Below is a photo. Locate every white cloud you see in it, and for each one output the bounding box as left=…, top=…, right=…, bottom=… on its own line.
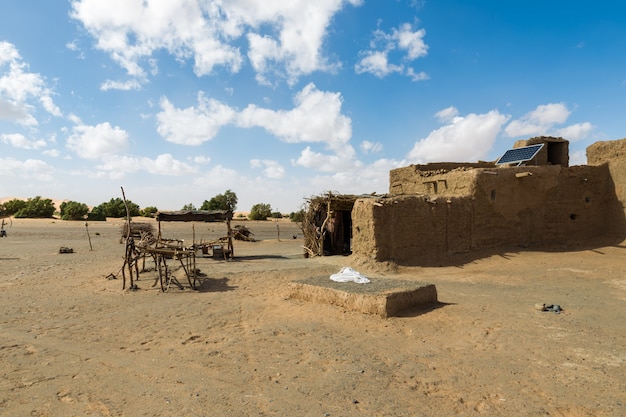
left=309, top=157, right=404, bottom=195
left=407, top=107, right=510, bottom=163
left=192, top=164, right=245, bottom=190
left=355, top=50, right=403, bottom=78
left=0, top=133, right=46, bottom=150
left=43, top=149, right=61, bottom=158
left=294, top=145, right=361, bottom=172
left=192, top=155, right=211, bottom=164
left=406, top=68, right=429, bottom=81
left=505, top=103, right=570, bottom=137
left=238, top=83, right=351, bottom=152
left=100, top=79, right=141, bottom=91
left=157, top=83, right=358, bottom=171
left=0, top=158, right=55, bottom=181
left=569, top=149, right=587, bottom=166
left=66, top=122, right=130, bottom=159
left=250, top=159, right=285, bottom=179
left=156, top=92, right=237, bottom=145
left=96, top=153, right=197, bottom=177
left=505, top=103, right=594, bottom=141
left=0, top=41, right=62, bottom=125
left=355, top=22, right=428, bottom=80
left=70, top=0, right=361, bottom=86
left=394, top=23, right=428, bottom=60
left=360, top=140, right=383, bottom=154
left=554, top=122, right=594, bottom=142
left=435, top=106, right=459, bottom=123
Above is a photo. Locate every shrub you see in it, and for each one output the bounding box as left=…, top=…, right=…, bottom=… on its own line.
left=141, top=206, right=158, bottom=217
left=93, top=198, right=140, bottom=218
left=1, top=198, right=27, bottom=216
left=60, top=201, right=89, bottom=220
left=14, top=196, right=56, bottom=218
left=290, top=210, right=305, bottom=223
left=200, top=189, right=238, bottom=212
left=249, top=203, right=272, bottom=220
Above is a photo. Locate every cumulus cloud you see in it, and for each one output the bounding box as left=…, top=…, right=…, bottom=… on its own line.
left=294, top=145, right=361, bottom=172
left=0, top=41, right=62, bottom=125
left=70, top=0, right=361, bottom=87
left=505, top=103, right=594, bottom=141
left=360, top=140, right=383, bottom=154
left=0, top=157, right=55, bottom=181
left=309, top=157, right=405, bottom=195
left=0, top=133, right=47, bottom=150
left=355, top=22, right=428, bottom=80
left=100, top=79, right=141, bottom=91
left=238, top=83, right=351, bottom=152
left=250, top=159, right=285, bottom=179
left=157, top=83, right=358, bottom=171
left=96, top=153, right=197, bottom=177
left=66, top=122, right=130, bottom=159
left=569, top=149, right=587, bottom=166
left=157, top=92, right=237, bottom=145
left=554, top=122, right=594, bottom=142
left=407, top=107, right=510, bottom=163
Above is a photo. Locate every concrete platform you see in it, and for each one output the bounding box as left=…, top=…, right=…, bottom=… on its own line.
left=288, top=276, right=438, bottom=318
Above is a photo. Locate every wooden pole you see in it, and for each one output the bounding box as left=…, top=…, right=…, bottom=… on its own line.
left=84, top=221, right=93, bottom=251
left=121, top=186, right=134, bottom=290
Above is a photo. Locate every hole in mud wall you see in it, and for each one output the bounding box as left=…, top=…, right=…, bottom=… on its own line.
left=570, top=213, right=577, bottom=220
left=584, top=196, right=591, bottom=203
left=490, top=190, right=496, bottom=201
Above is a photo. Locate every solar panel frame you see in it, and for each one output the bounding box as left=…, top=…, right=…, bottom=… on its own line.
left=496, top=144, right=544, bottom=165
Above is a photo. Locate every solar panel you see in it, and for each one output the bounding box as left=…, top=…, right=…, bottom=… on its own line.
left=496, top=144, right=544, bottom=165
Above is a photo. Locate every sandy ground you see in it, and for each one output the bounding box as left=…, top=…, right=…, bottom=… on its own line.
left=0, top=217, right=625, bottom=417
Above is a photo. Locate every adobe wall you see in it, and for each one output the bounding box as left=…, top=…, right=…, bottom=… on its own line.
left=352, top=164, right=617, bottom=265
left=390, top=165, right=489, bottom=196
left=513, top=136, right=569, bottom=167
left=587, top=138, right=626, bottom=223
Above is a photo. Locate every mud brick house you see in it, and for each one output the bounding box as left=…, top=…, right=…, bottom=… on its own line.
left=347, top=136, right=626, bottom=265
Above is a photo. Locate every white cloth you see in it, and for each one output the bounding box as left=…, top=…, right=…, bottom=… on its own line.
left=330, top=267, right=370, bottom=284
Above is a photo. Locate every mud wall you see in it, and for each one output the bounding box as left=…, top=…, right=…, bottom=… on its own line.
left=513, top=136, right=569, bottom=167
left=353, top=164, right=617, bottom=265
left=390, top=165, right=486, bottom=196
left=587, top=138, right=626, bottom=231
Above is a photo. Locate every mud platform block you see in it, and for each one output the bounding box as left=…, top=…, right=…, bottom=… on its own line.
left=288, top=276, right=437, bottom=318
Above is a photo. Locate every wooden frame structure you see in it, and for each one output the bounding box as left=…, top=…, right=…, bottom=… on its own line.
left=122, top=209, right=233, bottom=291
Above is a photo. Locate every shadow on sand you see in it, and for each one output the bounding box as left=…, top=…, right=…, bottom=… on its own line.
left=395, top=301, right=456, bottom=318
left=194, top=276, right=238, bottom=293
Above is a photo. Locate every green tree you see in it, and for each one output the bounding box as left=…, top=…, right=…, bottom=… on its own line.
left=200, top=189, right=238, bottom=212
left=290, top=209, right=305, bottom=223
left=93, top=198, right=140, bottom=218
left=60, top=201, right=89, bottom=220
left=87, top=205, right=107, bottom=221
left=249, top=203, right=272, bottom=220
left=141, top=206, right=158, bottom=217
left=182, top=203, right=196, bottom=211
left=1, top=198, right=27, bottom=216
left=14, top=196, right=56, bottom=218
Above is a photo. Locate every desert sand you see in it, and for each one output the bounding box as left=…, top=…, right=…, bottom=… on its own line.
left=0, top=217, right=624, bottom=416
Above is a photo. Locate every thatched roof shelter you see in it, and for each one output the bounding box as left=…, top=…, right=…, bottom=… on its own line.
left=303, top=192, right=381, bottom=257
left=156, top=209, right=232, bottom=222
left=155, top=209, right=234, bottom=257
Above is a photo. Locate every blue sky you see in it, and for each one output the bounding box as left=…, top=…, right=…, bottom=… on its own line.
left=1, top=0, right=626, bottom=213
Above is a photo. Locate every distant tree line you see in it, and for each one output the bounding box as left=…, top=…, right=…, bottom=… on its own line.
left=0, top=189, right=301, bottom=222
